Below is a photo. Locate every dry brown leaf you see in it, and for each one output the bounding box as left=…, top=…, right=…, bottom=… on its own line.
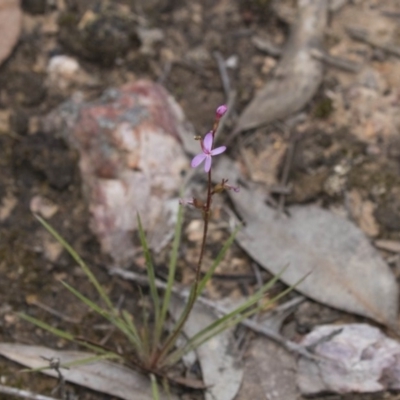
left=0, top=0, right=22, bottom=66
left=0, top=344, right=175, bottom=400
left=214, top=157, right=398, bottom=326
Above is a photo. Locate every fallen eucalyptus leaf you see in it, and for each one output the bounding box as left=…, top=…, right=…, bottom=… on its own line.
left=0, top=343, right=175, bottom=400
left=297, top=323, right=400, bottom=395
left=169, top=296, right=243, bottom=400
left=0, top=0, right=22, bottom=66
left=234, top=0, right=327, bottom=134
left=214, top=157, right=398, bottom=326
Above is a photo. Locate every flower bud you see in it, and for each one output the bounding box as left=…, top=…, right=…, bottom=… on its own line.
left=216, top=104, right=228, bottom=119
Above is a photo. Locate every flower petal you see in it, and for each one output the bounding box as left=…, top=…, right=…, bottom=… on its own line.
left=191, top=153, right=206, bottom=168
left=210, top=146, right=226, bottom=156
left=203, top=132, right=213, bottom=152
left=204, top=155, right=212, bottom=172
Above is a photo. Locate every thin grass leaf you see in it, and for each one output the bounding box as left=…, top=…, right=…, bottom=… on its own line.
left=22, top=353, right=120, bottom=373
left=163, top=266, right=294, bottom=366
left=60, top=281, right=140, bottom=349
left=158, top=205, right=184, bottom=344
left=137, top=214, right=161, bottom=346
left=162, top=378, right=172, bottom=400
left=121, top=310, right=141, bottom=345
left=18, top=313, right=107, bottom=354
left=34, top=215, right=113, bottom=310
left=137, top=285, right=151, bottom=358
left=168, top=273, right=309, bottom=365
left=160, top=226, right=241, bottom=361
left=189, top=264, right=288, bottom=341
left=197, top=225, right=240, bottom=296
left=183, top=283, right=299, bottom=354
left=19, top=313, right=74, bottom=341
left=150, top=374, right=160, bottom=400
left=160, top=259, right=270, bottom=366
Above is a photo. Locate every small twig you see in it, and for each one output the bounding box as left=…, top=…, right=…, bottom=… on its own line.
left=213, top=51, right=231, bottom=100
left=310, top=48, right=361, bottom=73
left=213, top=50, right=238, bottom=143
left=251, top=36, right=282, bottom=57
left=0, top=384, right=58, bottom=400
left=109, top=268, right=318, bottom=360
left=381, top=9, right=400, bottom=19
left=40, top=356, right=68, bottom=399
left=28, top=299, right=80, bottom=324
left=251, top=262, right=263, bottom=289
left=278, top=128, right=296, bottom=214
left=269, top=184, right=292, bottom=195
left=346, top=25, right=400, bottom=58
left=157, top=61, right=173, bottom=85
left=305, top=328, right=343, bottom=353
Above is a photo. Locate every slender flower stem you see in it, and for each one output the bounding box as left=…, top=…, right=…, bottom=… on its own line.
left=150, top=170, right=213, bottom=369
left=150, top=106, right=227, bottom=369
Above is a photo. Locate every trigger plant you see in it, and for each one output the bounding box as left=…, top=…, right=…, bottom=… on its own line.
left=20, top=104, right=300, bottom=393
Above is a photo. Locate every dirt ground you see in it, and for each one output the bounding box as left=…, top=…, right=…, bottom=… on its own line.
left=2, top=0, right=400, bottom=399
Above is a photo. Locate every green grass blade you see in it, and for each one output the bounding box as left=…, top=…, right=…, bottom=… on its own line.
left=121, top=310, right=141, bottom=344
left=197, top=225, right=240, bottom=296
left=138, top=286, right=151, bottom=358
left=167, top=272, right=309, bottom=365
left=19, top=313, right=107, bottom=354
left=187, top=267, right=290, bottom=345
left=189, top=264, right=288, bottom=342
left=22, top=353, right=121, bottom=373
left=163, top=266, right=292, bottom=366
left=19, top=313, right=74, bottom=341
left=183, top=283, right=299, bottom=354
left=158, top=204, right=184, bottom=342
left=61, top=281, right=141, bottom=349
left=150, top=374, right=160, bottom=400
left=156, top=225, right=240, bottom=361
left=137, top=214, right=161, bottom=347
left=34, top=215, right=113, bottom=310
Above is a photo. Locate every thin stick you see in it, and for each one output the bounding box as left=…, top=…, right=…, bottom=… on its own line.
left=278, top=128, right=296, bottom=214
left=28, top=299, right=80, bottom=324
left=157, top=61, right=173, bottom=85
left=346, top=26, right=400, bottom=58
left=310, top=48, right=360, bottom=73
left=213, top=51, right=231, bottom=100
left=381, top=9, right=400, bottom=19
left=0, top=385, right=58, bottom=400
left=251, top=36, right=282, bottom=57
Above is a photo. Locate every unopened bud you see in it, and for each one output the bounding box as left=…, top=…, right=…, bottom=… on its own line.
left=216, top=104, right=228, bottom=119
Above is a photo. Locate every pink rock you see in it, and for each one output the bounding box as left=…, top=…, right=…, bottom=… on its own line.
left=297, top=323, right=400, bottom=395
left=45, top=80, right=193, bottom=266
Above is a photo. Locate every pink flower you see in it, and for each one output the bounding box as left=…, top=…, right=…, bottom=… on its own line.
left=216, top=104, right=228, bottom=119
left=191, top=132, right=226, bottom=173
